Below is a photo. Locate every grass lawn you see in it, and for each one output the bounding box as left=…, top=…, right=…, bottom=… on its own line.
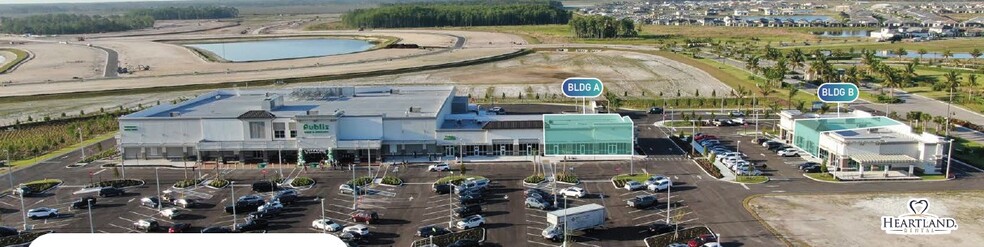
left=952, top=136, right=984, bottom=170
left=8, top=131, right=118, bottom=168
left=0, top=48, right=29, bottom=74
left=612, top=173, right=651, bottom=183
left=663, top=120, right=696, bottom=127
left=682, top=54, right=816, bottom=104
left=918, top=174, right=947, bottom=180
left=735, top=175, right=768, bottom=184
left=24, top=178, right=62, bottom=186
left=805, top=172, right=838, bottom=182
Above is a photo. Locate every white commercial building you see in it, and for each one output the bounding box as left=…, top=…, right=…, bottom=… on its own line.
left=118, top=86, right=546, bottom=166
left=778, top=110, right=946, bottom=176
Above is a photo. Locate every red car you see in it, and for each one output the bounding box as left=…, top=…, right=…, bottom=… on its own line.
left=168, top=223, right=191, bottom=233
left=687, top=234, right=718, bottom=247
left=351, top=211, right=379, bottom=224
left=694, top=135, right=717, bottom=141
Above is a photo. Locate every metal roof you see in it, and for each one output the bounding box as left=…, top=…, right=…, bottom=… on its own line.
left=237, top=110, right=276, bottom=119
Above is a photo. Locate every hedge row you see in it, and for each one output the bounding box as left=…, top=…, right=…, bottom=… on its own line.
left=555, top=173, right=579, bottom=184
left=208, top=179, right=229, bottom=188
left=291, top=177, right=315, bottom=187
left=22, top=179, right=62, bottom=192
left=380, top=175, right=402, bottom=186
left=524, top=174, right=545, bottom=184
left=410, top=228, right=484, bottom=247
left=695, top=159, right=724, bottom=179
left=80, top=149, right=118, bottom=163
left=84, top=179, right=143, bottom=188
left=173, top=179, right=202, bottom=188
left=348, top=176, right=374, bottom=187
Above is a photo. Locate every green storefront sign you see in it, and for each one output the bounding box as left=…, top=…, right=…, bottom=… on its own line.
left=123, top=125, right=138, bottom=131
left=302, top=123, right=331, bottom=135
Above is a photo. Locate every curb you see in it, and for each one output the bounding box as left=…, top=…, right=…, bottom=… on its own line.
left=742, top=194, right=794, bottom=247
left=801, top=173, right=952, bottom=183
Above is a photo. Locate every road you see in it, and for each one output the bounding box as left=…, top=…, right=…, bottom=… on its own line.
left=89, top=45, right=119, bottom=78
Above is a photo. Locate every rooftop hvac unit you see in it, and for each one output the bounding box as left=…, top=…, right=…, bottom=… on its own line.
left=409, top=106, right=422, bottom=113
left=170, top=112, right=180, bottom=117
left=307, top=110, right=319, bottom=116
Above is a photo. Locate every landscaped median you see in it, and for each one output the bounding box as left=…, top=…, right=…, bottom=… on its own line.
left=172, top=179, right=203, bottom=189
left=554, top=173, right=580, bottom=184
left=804, top=173, right=838, bottom=182
left=290, top=176, right=316, bottom=188
left=205, top=178, right=229, bottom=189
left=379, top=175, right=403, bottom=186
left=348, top=176, right=375, bottom=187
left=410, top=227, right=485, bottom=247
left=0, top=230, right=50, bottom=247
left=19, top=179, right=63, bottom=193
left=434, top=175, right=487, bottom=186
left=611, top=173, right=650, bottom=188
left=735, top=175, right=769, bottom=184
left=523, top=174, right=545, bottom=185
left=643, top=226, right=714, bottom=247
left=84, top=179, right=144, bottom=189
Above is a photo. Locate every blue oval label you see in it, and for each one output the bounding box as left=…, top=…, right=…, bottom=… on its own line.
left=562, top=78, right=604, bottom=98
left=817, top=83, right=859, bottom=103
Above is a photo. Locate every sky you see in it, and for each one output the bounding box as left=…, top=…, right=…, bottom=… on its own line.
left=0, top=0, right=185, bottom=4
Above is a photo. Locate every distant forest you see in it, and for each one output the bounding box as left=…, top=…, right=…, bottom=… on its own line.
left=341, top=1, right=571, bottom=28
left=0, top=6, right=239, bottom=35
left=569, top=15, right=638, bottom=39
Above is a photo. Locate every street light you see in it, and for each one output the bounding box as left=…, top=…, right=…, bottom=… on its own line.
left=737, top=140, right=741, bottom=153
left=87, top=199, right=94, bottom=233
left=350, top=164, right=357, bottom=210
left=230, top=181, right=237, bottom=229
left=448, top=171, right=454, bottom=229
left=155, top=167, right=162, bottom=212
left=320, top=198, right=327, bottom=234
left=78, top=127, right=85, bottom=162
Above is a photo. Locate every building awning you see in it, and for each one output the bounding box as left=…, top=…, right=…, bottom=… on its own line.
left=336, top=140, right=381, bottom=150
left=238, top=110, right=276, bottom=119
left=196, top=140, right=297, bottom=151
left=850, top=154, right=920, bottom=165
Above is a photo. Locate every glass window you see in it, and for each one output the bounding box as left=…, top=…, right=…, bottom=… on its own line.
left=273, top=122, right=286, bottom=139
left=288, top=122, right=297, bottom=138
left=249, top=122, right=266, bottom=139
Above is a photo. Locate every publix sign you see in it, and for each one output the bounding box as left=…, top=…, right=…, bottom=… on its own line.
left=302, top=123, right=331, bottom=135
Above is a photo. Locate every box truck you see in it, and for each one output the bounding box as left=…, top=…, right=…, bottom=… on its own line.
left=541, top=203, right=606, bottom=241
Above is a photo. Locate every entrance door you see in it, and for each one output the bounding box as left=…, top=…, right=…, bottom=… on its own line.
left=445, top=146, right=455, bottom=157
left=473, top=146, right=480, bottom=156
left=499, top=145, right=507, bottom=156
left=578, top=145, right=586, bottom=155
left=607, top=144, right=617, bottom=154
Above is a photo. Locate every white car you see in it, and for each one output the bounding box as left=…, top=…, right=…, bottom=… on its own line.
left=27, top=207, right=58, bottom=219
left=623, top=181, right=644, bottom=191
left=258, top=201, right=283, bottom=212
left=717, top=152, right=741, bottom=162
left=644, top=175, right=670, bottom=186
left=428, top=163, right=450, bottom=172
left=558, top=187, right=586, bottom=198
left=312, top=219, right=342, bottom=231
left=731, top=118, right=745, bottom=125
left=777, top=148, right=799, bottom=157
left=729, top=110, right=745, bottom=117
left=736, top=168, right=763, bottom=176
left=455, top=214, right=486, bottom=229
left=343, top=224, right=370, bottom=236
left=159, top=208, right=182, bottom=219
left=733, top=162, right=751, bottom=172
left=722, top=157, right=743, bottom=167
left=647, top=180, right=672, bottom=191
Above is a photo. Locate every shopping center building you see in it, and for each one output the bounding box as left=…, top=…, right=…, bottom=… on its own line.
left=117, top=86, right=634, bottom=166
left=777, top=110, right=946, bottom=175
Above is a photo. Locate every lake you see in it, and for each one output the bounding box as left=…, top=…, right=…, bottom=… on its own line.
left=185, top=38, right=375, bottom=62
left=876, top=50, right=975, bottom=59
left=812, top=30, right=873, bottom=37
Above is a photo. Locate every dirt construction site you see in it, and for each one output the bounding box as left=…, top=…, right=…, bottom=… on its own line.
left=747, top=191, right=984, bottom=247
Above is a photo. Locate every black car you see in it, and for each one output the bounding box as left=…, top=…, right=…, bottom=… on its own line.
left=447, top=239, right=482, bottom=247
left=248, top=211, right=277, bottom=220
left=0, top=226, right=18, bottom=237
left=235, top=219, right=269, bottom=232
left=201, top=226, right=232, bottom=233
left=225, top=201, right=263, bottom=214
left=15, top=186, right=40, bottom=197
left=458, top=194, right=483, bottom=205
left=416, top=225, right=451, bottom=237
left=648, top=223, right=678, bottom=234
left=648, top=107, right=664, bottom=114
left=252, top=181, right=277, bottom=193
left=99, top=187, right=125, bottom=197
left=766, top=143, right=787, bottom=151
left=455, top=204, right=482, bottom=217
left=433, top=184, right=452, bottom=194
left=799, top=162, right=822, bottom=173
left=627, top=195, right=658, bottom=209
left=71, top=197, right=97, bottom=209
left=272, top=190, right=298, bottom=205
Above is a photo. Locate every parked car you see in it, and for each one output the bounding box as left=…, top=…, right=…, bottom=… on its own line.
left=623, top=181, right=644, bottom=191
left=0, top=226, right=17, bottom=237
left=98, top=187, right=125, bottom=197
left=27, top=207, right=58, bottom=219
left=251, top=181, right=276, bottom=193
left=799, top=162, right=821, bottom=172
left=729, top=111, right=745, bottom=117
left=627, top=195, right=658, bottom=209
left=71, top=197, right=97, bottom=209
left=648, top=180, right=673, bottom=191
left=644, top=175, right=670, bottom=186
left=339, top=184, right=362, bottom=195
left=717, top=153, right=742, bottom=162
left=456, top=214, right=486, bottom=229
left=140, top=197, right=162, bottom=208
left=731, top=161, right=751, bottom=171
left=712, top=119, right=732, bottom=127
left=722, top=157, right=744, bottom=167
left=416, top=225, right=451, bottom=237
left=648, top=107, right=664, bottom=114
left=133, top=219, right=159, bottom=232
left=558, top=186, right=586, bottom=198
left=312, top=218, right=342, bottom=231
left=693, top=134, right=717, bottom=142
left=454, top=178, right=490, bottom=194
left=751, top=137, right=769, bottom=144
left=258, top=201, right=284, bottom=214
left=343, top=224, right=370, bottom=236
left=273, top=189, right=299, bottom=205
left=489, top=107, right=505, bottom=114
left=761, top=140, right=781, bottom=147
left=459, top=193, right=483, bottom=205
left=351, top=211, right=379, bottom=224
left=731, top=118, right=745, bottom=125
left=225, top=199, right=263, bottom=214
left=455, top=204, right=482, bottom=217
left=698, top=139, right=721, bottom=146
left=767, top=144, right=789, bottom=152
left=648, top=223, right=678, bottom=234
left=200, top=226, right=232, bottom=233
left=447, top=239, right=482, bottom=247
left=428, top=163, right=451, bottom=172
left=688, top=234, right=719, bottom=247
left=736, top=168, right=763, bottom=176
left=235, top=219, right=268, bottom=232
left=433, top=183, right=452, bottom=194
left=160, top=208, right=183, bottom=219
left=248, top=211, right=277, bottom=220
left=168, top=223, right=191, bottom=233
left=174, top=198, right=197, bottom=208
left=777, top=148, right=799, bottom=157
left=237, top=195, right=265, bottom=205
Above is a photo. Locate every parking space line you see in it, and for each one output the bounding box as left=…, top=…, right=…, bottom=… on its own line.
left=422, top=210, right=446, bottom=216
left=108, top=223, right=139, bottom=233
left=740, top=183, right=750, bottom=190
left=420, top=215, right=449, bottom=223
left=527, top=239, right=556, bottom=247
left=676, top=218, right=700, bottom=224
left=117, top=216, right=135, bottom=223
left=330, top=204, right=353, bottom=210
left=525, top=220, right=548, bottom=226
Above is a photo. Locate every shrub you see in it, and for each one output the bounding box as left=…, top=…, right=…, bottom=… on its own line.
left=22, top=179, right=62, bottom=192
left=695, top=159, right=723, bottom=178
left=524, top=174, right=545, bottom=184
left=348, top=176, right=373, bottom=186
left=291, top=177, right=315, bottom=187
left=644, top=226, right=712, bottom=247
left=555, top=173, right=579, bottom=184
left=381, top=175, right=403, bottom=185
left=208, top=179, right=229, bottom=188
left=434, top=175, right=486, bottom=186
left=85, top=179, right=143, bottom=188
left=0, top=231, right=51, bottom=246
left=81, top=149, right=118, bottom=163
left=173, top=179, right=202, bottom=188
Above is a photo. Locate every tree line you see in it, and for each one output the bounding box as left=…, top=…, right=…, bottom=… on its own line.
left=0, top=6, right=238, bottom=35
left=569, top=15, right=638, bottom=39
left=127, top=6, right=238, bottom=20
left=341, top=1, right=570, bottom=28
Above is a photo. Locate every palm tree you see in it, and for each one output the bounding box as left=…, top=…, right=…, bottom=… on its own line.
left=757, top=82, right=774, bottom=97
left=788, top=48, right=804, bottom=72
left=942, top=50, right=953, bottom=64
left=846, top=66, right=863, bottom=87
left=786, top=84, right=799, bottom=109
left=971, top=48, right=982, bottom=64
left=903, top=63, right=917, bottom=87
left=745, top=56, right=760, bottom=74
left=895, top=47, right=908, bottom=60
left=967, top=74, right=979, bottom=100
left=944, top=71, right=962, bottom=104
left=918, top=48, right=928, bottom=59
left=933, top=115, right=946, bottom=133
left=882, top=68, right=903, bottom=98
left=861, top=50, right=880, bottom=74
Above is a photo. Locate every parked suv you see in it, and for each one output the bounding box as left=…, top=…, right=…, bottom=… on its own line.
left=455, top=204, right=482, bottom=217
left=525, top=197, right=552, bottom=210
left=627, top=195, right=658, bottom=209
left=71, top=197, right=97, bottom=209
left=98, top=187, right=125, bottom=197
left=351, top=211, right=379, bottom=224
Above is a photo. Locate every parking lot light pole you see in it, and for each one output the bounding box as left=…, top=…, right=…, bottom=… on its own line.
left=231, top=181, right=237, bottom=229
left=351, top=164, right=357, bottom=210
left=78, top=127, right=85, bottom=161
left=448, top=171, right=454, bottom=229
left=155, top=167, right=162, bottom=212
left=562, top=195, right=569, bottom=247
left=87, top=199, right=94, bottom=233
left=737, top=141, right=741, bottom=153
left=20, top=192, right=26, bottom=231
left=320, top=198, right=326, bottom=234
left=665, top=183, right=671, bottom=224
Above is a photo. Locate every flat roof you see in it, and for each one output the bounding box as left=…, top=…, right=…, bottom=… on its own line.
left=829, top=128, right=915, bottom=143
left=123, top=86, right=454, bottom=120
left=795, top=116, right=903, bottom=132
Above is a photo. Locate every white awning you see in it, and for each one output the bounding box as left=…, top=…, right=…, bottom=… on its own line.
left=850, top=154, right=920, bottom=165
left=335, top=140, right=382, bottom=150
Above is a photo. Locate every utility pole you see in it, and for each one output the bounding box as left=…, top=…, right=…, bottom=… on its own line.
left=155, top=167, right=162, bottom=212
left=231, top=181, right=237, bottom=229
left=946, top=139, right=954, bottom=179
left=665, top=182, right=671, bottom=224
left=278, top=142, right=283, bottom=178
left=562, top=195, right=569, bottom=247
left=351, top=164, right=356, bottom=210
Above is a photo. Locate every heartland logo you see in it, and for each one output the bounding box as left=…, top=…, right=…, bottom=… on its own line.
left=881, top=198, right=958, bottom=235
